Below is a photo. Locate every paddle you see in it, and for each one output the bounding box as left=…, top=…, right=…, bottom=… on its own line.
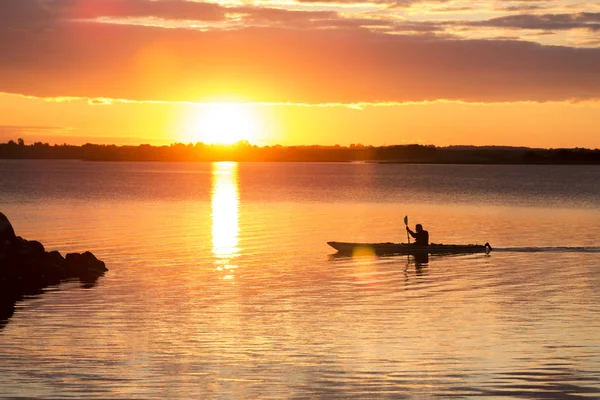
left=404, top=215, right=410, bottom=244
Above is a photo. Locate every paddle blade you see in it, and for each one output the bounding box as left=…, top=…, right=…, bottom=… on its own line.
left=404, top=215, right=408, bottom=226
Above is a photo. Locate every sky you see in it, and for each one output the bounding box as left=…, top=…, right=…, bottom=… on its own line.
left=0, top=0, right=599, bottom=148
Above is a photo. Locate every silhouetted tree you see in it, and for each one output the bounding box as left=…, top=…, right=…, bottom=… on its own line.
left=1, top=140, right=599, bottom=164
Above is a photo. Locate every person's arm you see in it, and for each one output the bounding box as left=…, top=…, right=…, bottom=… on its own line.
left=406, top=227, right=416, bottom=238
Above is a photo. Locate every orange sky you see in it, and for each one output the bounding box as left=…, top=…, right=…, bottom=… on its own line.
left=1, top=0, right=599, bottom=148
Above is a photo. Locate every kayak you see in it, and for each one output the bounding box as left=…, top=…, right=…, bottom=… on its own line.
left=327, top=241, right=492, bottom=255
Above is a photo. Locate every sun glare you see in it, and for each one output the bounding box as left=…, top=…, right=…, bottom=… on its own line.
left=186, top=103, right=259, bottom=145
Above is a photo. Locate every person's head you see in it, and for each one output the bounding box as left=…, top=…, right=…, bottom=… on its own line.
left=416, top=224, right=423, bottom=232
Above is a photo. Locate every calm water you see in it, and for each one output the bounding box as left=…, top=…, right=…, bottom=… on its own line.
left=1, top=160, right=600, bottom=399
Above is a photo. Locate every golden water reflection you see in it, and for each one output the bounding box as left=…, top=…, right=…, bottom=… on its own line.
left=211, top=162, right=239, bottom=278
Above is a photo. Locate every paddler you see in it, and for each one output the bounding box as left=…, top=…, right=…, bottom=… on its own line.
left=406, top=224, right=429, bottom=246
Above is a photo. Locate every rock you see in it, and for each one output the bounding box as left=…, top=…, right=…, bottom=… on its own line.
left=66, top=251, right=108, bottom=275
left=46, top=250, right=66, bottom=267
left=0, top=212, right=16, bottom=245
left=0, top=212, right=16, bottom=261
left=27, top=240, right=45, bottom=255
left=0, top=213, right=108, bottom=328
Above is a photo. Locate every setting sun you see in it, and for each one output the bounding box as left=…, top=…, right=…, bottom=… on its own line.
left=184, top=103, right=260, bottom=145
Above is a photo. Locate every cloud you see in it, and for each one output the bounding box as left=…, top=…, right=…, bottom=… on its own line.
left=0, top=0, right=227, bottom=28
left=291, top=0, right=451, bottom=8
left=497, top=4, right=548, bottom=12
left=432, top=6, right=479, bottom=13
left=0, top=1, right=599, bottom=104
left=74, top=0, right=226, bottom=21
left=0, top=125, right=74, bottom=137
left=0, top=1, right=408, bottom=34
left=231, top=7, right=339, bottom=25
left=87, top=98, right=114, bottom=105
left=467, top=12, right=600, bottom=31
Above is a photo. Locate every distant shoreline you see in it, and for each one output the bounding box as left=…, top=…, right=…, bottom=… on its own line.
left=1, top=141, right=599, bottom=164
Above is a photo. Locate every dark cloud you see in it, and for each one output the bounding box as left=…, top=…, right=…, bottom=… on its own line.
left=231, top=6, right=339, bottom=25
left=0, top=0, right=227, bottom=27
left=495, top=0, right=554, bottom=3
left=230, top=6, right=352, bottom=30
left=0, top=0, right=65, bottom=31
left=0, top=0, right=421, bottom=32
left=291, top=0, right=451, bottom=8
left=433, top=6, right=478, bottom=12
left=497, top=5, right=548, bottom=12
left=490, top=36, right=523, bottom=40
left=468, top=12, right=600, bottom=31
left=70, top=0, right=227, bottom=21
left=230, top=8, right=443, bottom=33
left=306, top=17, right=443, bottom=32
left=0, top=1, right=599, bottom=104
left=1, top=20, right=599, bottom=103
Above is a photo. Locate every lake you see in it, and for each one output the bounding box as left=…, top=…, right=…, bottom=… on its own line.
left=1, top=160, right=600, bottom=399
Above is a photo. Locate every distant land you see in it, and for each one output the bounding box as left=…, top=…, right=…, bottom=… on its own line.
left=1, top=139, right=600, bottom=164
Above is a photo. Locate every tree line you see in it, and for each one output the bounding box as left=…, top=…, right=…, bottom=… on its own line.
left=1, top=139, right=600, bottom=164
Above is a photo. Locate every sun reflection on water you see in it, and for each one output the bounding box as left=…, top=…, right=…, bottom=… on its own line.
left=211, top=162, right=239, bottom=278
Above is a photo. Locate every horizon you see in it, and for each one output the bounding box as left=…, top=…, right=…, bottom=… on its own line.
left=1, top=1, right=600, bottom=148
left=2, top=138, right=598, bottom=152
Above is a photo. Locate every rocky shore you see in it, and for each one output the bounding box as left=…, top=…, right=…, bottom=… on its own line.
left=0, top=212, right=108, bottom=326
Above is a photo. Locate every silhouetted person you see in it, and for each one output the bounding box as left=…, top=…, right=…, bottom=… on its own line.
left=406, top=224, right=429, bottom=246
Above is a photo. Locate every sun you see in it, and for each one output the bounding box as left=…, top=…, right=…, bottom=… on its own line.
left=187, top=103, right=259, bottom=145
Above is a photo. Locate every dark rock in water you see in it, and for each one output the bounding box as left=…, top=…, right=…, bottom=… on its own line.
left=66, top=251, right=107, bottom=271
left=0, top=212, right=17, bottom=253
left=26, top=240, right=45, bottom=255
left=65, top=251, right=108, bottom=279
left=0, top=213, right=108, bottom=328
